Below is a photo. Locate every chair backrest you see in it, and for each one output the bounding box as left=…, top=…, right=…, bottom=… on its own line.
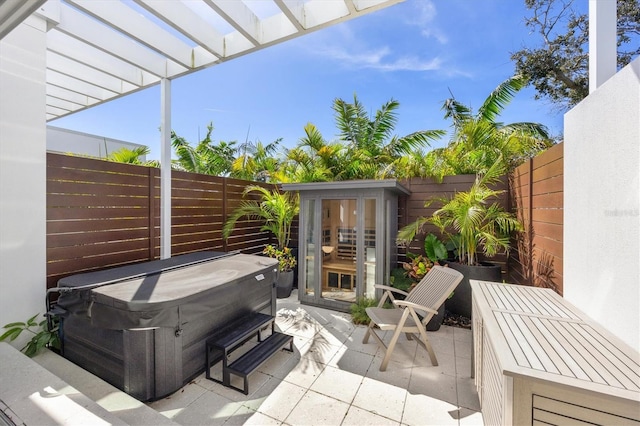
left=406, top=265, right=464, bottom=313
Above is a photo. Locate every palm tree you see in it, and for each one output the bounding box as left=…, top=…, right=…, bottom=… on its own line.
left=106, top=146, right=159, bottom=167
left=231, top=138, right=283, bottom=182
left=287, top=96, right=443, bottom=182
left=332, top=95, right=444, bottom=179
left=424, top=75, right=552, bottom=180
left=171, top=122, right=237, bottom=176
left=222, top=185, right=299, bottom=249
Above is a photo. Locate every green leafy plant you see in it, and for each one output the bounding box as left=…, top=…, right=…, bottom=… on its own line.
left=350, top=297, right=393, bottom=325
left=223, top=185, right=299, bottom=250
left=263, top=244, right=297, bottom=272
left=424, top=233, right=448, bottom=263
left=0, top=313, right=60, bottom=357
left=402, top=254, right=434, bottom=282
left=389, top=267, right=414, bottom=293
left=398, top=159, right=522, bottom=266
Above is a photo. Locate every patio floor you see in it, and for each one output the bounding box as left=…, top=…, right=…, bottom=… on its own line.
left=146, top=290, right=483, bottom=426
left=24, top=289, right=483, bottom=425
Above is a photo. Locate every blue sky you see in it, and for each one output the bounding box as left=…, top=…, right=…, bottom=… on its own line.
left=52, top=0, right=577, bottom=161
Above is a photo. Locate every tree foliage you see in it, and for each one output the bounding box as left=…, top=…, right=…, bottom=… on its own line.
left=418, top=75, right=552, bottom=180
left=511, top=0, right=640, bottom=110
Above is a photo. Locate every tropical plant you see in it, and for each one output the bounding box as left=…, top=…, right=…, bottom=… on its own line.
left=402, top=254, right=434, bottom=282
left=0, top=313, right=60, bottom=357
left=397, top=159, right=522, bottom=266
left=106, top=146, right=160, bottom=167
left=171, top=122, right=237, bottom=176
left=222, top=185, right=299, bottom=249
left=423, top=233, right=448, bottom=263
left=287, top=95, right=444, bottom=181
left=231, top=137, right=283, bottom=182
left=263, top=244, right=297, bottom=272
left=422, top=75, right=552, bottom=180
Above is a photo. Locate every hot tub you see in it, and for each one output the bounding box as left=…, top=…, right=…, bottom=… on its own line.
left=54, top=252, right=278, bottom=401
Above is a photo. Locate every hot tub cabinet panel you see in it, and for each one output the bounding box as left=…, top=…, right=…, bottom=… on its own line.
left=56, top=252, right=278, bottom=401
left=471, top=280, right=640, bottom=426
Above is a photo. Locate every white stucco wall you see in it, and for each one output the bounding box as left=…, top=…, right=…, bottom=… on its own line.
left=0, top=17, right=48, bottom=346
left=564, top=58, right=640, bottom=352
left=47, top=125, right=147, bottom=160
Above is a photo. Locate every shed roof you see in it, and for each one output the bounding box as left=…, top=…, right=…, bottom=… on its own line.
left=282, top=179, right=410, bottom=195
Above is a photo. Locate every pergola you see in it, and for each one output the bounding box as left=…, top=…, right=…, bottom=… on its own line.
left=0, top=0, right=403, bottom=258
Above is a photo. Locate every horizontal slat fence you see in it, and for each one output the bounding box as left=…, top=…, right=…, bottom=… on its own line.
left=46, top=153, right=273, bottom=290
left=508, top=143, right=563, bottom=294
left=47, top=146, right=564, bottom=296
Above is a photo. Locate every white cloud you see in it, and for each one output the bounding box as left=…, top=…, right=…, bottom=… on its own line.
left=409, top=0, right=448, bottom=44
left=318, top=45, right=442, bottom=72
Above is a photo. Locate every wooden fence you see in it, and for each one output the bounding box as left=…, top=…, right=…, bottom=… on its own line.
left=46, top=153, right=272, bottom=290
left=47, top=145, right=564, bottom=295
left=508, top=143, right=564, bottom=294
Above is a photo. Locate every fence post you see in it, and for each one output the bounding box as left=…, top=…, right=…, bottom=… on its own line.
left=222, top=177, right=228, bottom=252
left=527, top=158, right=534, bottom=286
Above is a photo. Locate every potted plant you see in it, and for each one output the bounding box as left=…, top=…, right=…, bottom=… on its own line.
left=223, top=185, right=300, bottom=298
left=263, top=244, right=297, bottom=298
left=397, top=160, right=522, bottom=318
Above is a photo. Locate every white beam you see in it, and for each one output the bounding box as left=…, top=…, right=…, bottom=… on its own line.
left=47, top=70, right=116, bottom=101
left=48, top=31, right=158, bottom=87
left=160, top=78, right=172, bottom=260
left=54, top=3, right=185, bottom=78
left=46, top=85, right=99, bottom=108
left=273, top=0, right=306, bottom=31
left=203, top=0, right=262, bottom=46
left=589, top=0, right=617, bottom=93
left=0, top=0, right=46, bottom=40
left=133, top=0, right=225, bottom=59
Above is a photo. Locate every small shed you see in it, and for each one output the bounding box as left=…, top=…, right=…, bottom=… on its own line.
left=282, top=180, right=410, bottom=311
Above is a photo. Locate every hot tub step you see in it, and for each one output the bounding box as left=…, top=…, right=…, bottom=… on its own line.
left=226, top=332, right=294, bottom=394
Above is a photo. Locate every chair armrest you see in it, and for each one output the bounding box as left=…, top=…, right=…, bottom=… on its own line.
left=393, top=300, right=438, bottom=316
left=373, top=285, right=409, bottom=308
left=373, top=285, right=409, bottom=298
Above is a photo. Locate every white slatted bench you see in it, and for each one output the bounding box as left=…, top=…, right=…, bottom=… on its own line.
left=471, top=280, right=640, bottom=426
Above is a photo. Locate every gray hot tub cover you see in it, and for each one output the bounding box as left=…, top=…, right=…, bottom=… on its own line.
left=55, top=252, right=279, bottom=330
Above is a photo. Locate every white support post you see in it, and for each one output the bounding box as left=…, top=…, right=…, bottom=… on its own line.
left=589, top=0, right=617, bottom=93
left=160, top=78, right=171, bottom=259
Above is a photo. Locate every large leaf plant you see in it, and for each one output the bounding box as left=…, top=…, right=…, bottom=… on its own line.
left=397, top=159, right=522, bottom=266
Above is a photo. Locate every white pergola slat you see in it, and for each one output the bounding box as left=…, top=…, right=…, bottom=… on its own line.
left=0, top=0, right=405, bottom=120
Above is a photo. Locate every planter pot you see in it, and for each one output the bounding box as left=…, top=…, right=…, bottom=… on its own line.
left=426, top=303, right=445, bottom=331
left=445, top=262, right=502, bottom=318
left=276, top=270, right=294, bottom=298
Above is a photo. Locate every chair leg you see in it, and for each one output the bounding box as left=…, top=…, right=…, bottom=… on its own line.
left=380, top=326, right=404, bottom=371
left=416, top=323, right=438, bottom=366
left=363, top=321, right=375, bottom=344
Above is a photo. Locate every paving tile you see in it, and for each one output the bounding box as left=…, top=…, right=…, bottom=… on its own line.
left=235, top=410, right=282, bottom=426
left=310, top=365, right=363, bottom=404
left=454, top=336, right=473, bottom=359
left=164, top=390, right=244, bottom=426
left=326, top=343, right=375, bottom=376
left=148, top=381, right=208, bottom=415
left=457, top=408, right=484, bottom=425
left=366, top=357, right=413, bottom=390
left=413, top=344, right=457, bottom=377
left=455, top=356, right=474, bottom=379
left=342, top=405, right=400, bottom=425
left=351, top=377, right=407, bottom=422
left=408, top=367, right=458, bottom=406
left=252, top=380, right=306, bottom=422
left=282, top=358, right=326, bottom=388
left=453, top=327, right=472, bottom=343
left=344, top=326, right=384, bottom=356
left=284, top=390, right=350, bottom=426
left=301, top=333, right=343, bottom=366
left=402, top=392, right=459, bottom=426
left=456, top=377, right=481, bottom=411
